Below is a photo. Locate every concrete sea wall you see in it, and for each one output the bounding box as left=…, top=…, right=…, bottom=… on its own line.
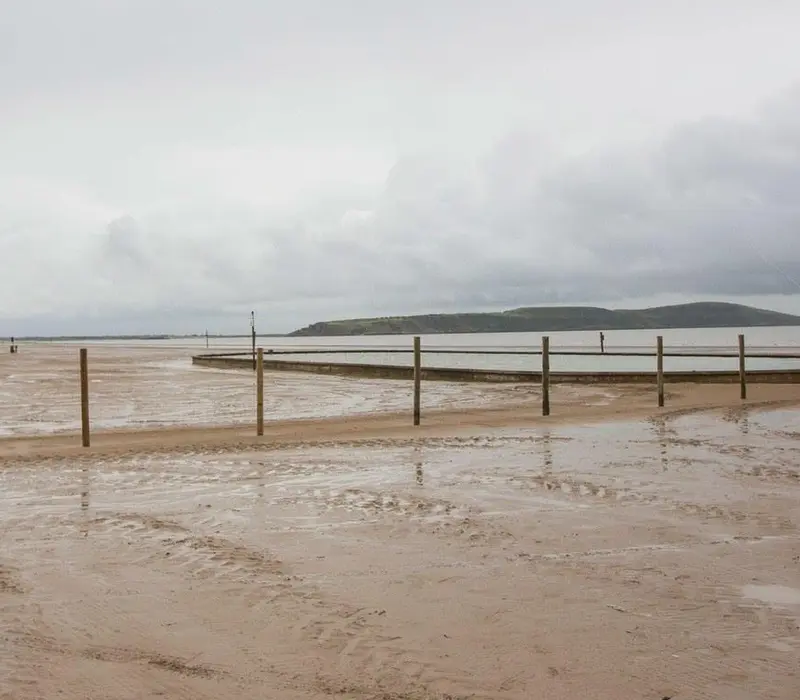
left=191, top=354, right=800, bottom=384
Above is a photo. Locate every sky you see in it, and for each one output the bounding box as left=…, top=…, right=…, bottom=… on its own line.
left=2, top=0, right=800, bottom=335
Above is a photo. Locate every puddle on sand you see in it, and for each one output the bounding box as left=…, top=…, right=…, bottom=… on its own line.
left=742, top=585, right=800, bottom=607
left=2, top=406, right=799, bottom=543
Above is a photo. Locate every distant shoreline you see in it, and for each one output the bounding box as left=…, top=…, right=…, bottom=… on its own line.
left=6, top=301, right=800, bottom=341
left=6, top=334, right=288, bottom=342
left=289, top=302, right=800, bottom=337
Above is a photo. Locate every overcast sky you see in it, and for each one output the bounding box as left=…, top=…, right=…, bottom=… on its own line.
left=3, top=0, right=800, bottom=335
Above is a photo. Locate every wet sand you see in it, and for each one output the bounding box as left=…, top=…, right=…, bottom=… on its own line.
left=1, top=345, right=800, bottom=698
left=1, top=342, right=594, bottom=438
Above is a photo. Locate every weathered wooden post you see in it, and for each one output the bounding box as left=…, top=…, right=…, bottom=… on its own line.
left=656, top=335, right=664, bottom=407
left=80, top=348, right=90, bottom=448
left=542, top=336, right=550, bottom=416
left=738, top=333, right=747, bottom=400
left=413, top=336, right=421, bottom=426
left=256, top=347, right=264, bottom=436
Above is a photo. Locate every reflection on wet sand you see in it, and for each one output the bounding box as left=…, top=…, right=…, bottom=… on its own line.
left=413, top=445, right=424, bottom=487
left=541, top=430, right=553, bottom=472
left=80, top=468, right=90, bottom=537
left=0, top=407, right=799, bottom=699
left=740, top=411, right=751, bottom=435
left=652, top=417, right=670, bottom=471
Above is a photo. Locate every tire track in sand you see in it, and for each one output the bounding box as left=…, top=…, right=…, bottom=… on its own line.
left=82, top=511, right=458, bottom=696
left=0, top=564, right=229, bottom=700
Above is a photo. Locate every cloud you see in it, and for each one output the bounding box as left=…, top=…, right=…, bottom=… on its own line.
left=3, top=0, right=800, bottom=335
left=263, top=87, right=800, bottom=318
left=4, top=85, right=800, bottom=334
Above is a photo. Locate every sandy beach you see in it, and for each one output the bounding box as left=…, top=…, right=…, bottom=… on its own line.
left=1, top=344, right=799, bottom=699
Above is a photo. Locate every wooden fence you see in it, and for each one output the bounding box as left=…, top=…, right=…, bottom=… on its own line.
left=74, top=334, right=800, bottom=447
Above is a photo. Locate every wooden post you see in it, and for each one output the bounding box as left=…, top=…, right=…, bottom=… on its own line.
left=256, top=348, right=264, bottom=436
left=250, top=311, right=256, bottom=370
left=413, top=336, right=421, bottom=426
left=79, top=348, right=90, bottom=448
left=738, top=333, right=747, bottom=400
left=542, top=336, right=550, bottom=417
left=656, top=335, right=664, bottom=408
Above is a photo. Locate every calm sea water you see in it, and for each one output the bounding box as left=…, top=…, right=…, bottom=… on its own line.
left=44, top=326, right=800, bottom=373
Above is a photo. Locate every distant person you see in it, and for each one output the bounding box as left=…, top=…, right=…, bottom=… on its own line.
left=9, top=336, right=15, bottom=354
left=599, top=332, right=605, bottom=354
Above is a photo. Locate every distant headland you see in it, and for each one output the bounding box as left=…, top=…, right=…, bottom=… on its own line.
left=288, top=302, right=800, bottom=337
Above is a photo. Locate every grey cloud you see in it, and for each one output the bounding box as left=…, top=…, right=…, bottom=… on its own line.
left=4, top=2, right=800, bottom=335
left=282, top=86, right=800, bottom=311
left=12, top=84, right=800, bottom=334
left=104, top=216, right=148, bottom=268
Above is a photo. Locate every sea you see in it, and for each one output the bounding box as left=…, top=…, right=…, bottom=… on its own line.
left=43, top=326, right=800, bottom=373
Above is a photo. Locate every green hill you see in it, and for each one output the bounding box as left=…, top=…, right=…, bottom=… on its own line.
left=288, top=302, right=800, bottom=337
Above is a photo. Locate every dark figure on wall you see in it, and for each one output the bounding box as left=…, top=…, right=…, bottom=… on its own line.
left=599, top=332, right=605, bottom=354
